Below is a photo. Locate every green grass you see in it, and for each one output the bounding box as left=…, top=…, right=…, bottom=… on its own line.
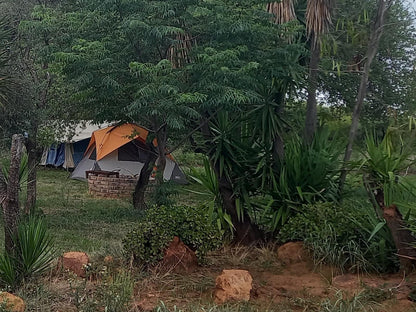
left=33, top=168, right=209, bottom=257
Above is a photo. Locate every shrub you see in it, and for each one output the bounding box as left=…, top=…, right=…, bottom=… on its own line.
left=278, top=201, right=397, bottom=273
left=149, top=180, right=178, bottom=207
left=123, top=205, right=223, bottom=266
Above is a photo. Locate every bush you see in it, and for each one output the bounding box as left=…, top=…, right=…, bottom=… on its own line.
left=278, top=201, right=397, bottom=273
left=123, top=205, right=223, bottom=266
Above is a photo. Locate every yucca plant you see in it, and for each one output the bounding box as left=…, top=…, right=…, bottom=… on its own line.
left=189, top=157, right=233, bottom=234
left=360, top=130, right=416, bottom=209
left=1, top=153, right=29, bottom=187
left=0, top=216, right=56, bottom=289
left=357, top=127, right=416, bottom=270
left=260, top=128, right=343, bottom=231
left=15, top=216, right=56, bottom=278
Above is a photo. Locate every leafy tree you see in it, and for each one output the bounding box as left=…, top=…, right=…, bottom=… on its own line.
left=1, top=0, right=69, bottom=213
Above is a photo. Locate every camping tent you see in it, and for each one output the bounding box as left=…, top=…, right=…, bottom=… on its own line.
left=40, top=122, right=110, bottom=169
left=70, top=123, right=187, bottom=184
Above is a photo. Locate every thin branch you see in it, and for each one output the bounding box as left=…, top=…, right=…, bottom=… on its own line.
left=166, top=107, right=222, bottom=155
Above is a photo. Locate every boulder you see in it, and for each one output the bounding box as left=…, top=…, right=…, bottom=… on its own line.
left=0, top=292, right=25, bottom=312
left=214, top=269, right=253, bottom=304
left=277, top=242, right=309, bottom=264
left=160, top=236, right=198, bottom=273
left=61, top=251, right=90, bottom=277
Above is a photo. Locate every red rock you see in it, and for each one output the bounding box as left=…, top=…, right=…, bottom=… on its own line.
left=214, top=269, right=253, bottom=304
left=277, top=242, right=309, bottom=264
left=160, top=236, right=198, bottom=273
left=0, top=292, right=25, bottom=312
left=61, top=252, right=90, bottom=277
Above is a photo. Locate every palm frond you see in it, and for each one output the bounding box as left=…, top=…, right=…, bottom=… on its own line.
left=266, top=1, right=297, bottom=24
left=167, top=32, right=195, bottom=69
left=306, top=0, right=334, bottom=39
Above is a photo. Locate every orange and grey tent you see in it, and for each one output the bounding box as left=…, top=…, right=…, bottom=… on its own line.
left=71, top=123, right=187, bottom=183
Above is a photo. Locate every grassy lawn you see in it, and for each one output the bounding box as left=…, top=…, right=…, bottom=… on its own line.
left=33, top=168, right=209, bottom=257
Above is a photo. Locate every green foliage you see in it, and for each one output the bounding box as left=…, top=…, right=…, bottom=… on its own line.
left=0, top=216, right=56, bottom=289
left=98, top=271, right=134, bottom=312
left=320, top=0, right=416, bottom=130
left=15, top=216, right=56, bottom=278
left=279, top=201, right=397, bottom=273
left=123, top=205, right=223, bottom=266
left=0, top=17, right=13, bottom=107
left=0, top=252, right=18, bottom=288
left=358, top=128, right=416, bottom=209
left=189, top=157, right=233, bottom=234
left=68, top=269, right=133, bottom=312
left=149, top=180, right=178, bottom=208
left=260, top=128, right=343, bottom=231
left=0, top=152, right=28, bottom=186
left=319, top=290, right=377, bottom=312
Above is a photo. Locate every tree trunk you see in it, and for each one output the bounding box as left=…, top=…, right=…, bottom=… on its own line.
left=339, top=0, right=390, bottom=192
left=200, top=117, right=264, bottom=245
left=367, top=183, right=416, bottom=271
left=133, top=145, right=157, bottom=210
left=155, top=125, right=167, bottom=185
left=383, top=204, right=416, bottom=272
left=272, top=90, right=286, bottom=162
left=25, top=125, right=38, bottom=214
left=217, top=170, right=264, bottom=245
left=0, top=168, right=6, bottom=209
left=304, top=37, right=320, bottom=144
left=3, top=134, right=24, bottom=254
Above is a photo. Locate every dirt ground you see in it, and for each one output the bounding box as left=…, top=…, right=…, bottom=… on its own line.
left=128, top=244, right=416, bottom=312
left=24, top=244, right=416, bottom=312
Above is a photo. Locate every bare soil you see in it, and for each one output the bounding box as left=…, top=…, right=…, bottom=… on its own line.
left=21, top=246, right=416, bottom=311
left=129, top=246, right=416, bottom=312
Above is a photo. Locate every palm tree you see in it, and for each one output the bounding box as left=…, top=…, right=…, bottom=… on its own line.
left=304, top=0, right=334, bottom=143
left=267, top=1, right=334, bottom=144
